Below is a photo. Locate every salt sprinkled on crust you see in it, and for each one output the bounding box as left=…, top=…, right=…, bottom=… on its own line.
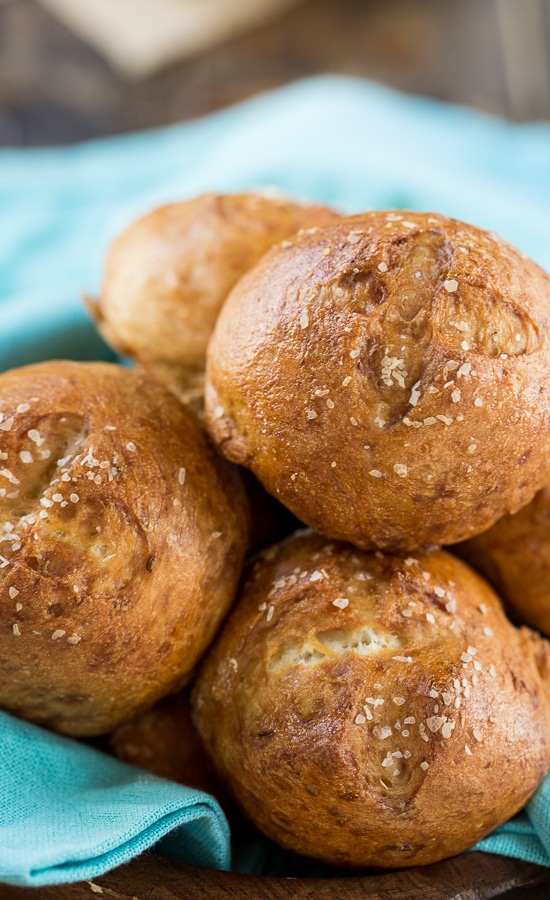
left=333, top=598, right=349, bottom=609
left=444, top=279, right=458, bottom=293
left=409, top=381, right=421, bottom=407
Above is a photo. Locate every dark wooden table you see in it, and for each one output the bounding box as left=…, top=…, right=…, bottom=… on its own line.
left=1, top=1, right=550, bottom=896
left=2, top=852, right=550, bottom=899
left=1, top=0, right=549, bottom=148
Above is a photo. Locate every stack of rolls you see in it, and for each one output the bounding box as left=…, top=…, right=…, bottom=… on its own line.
left=3, top=192, right=550, bottom=870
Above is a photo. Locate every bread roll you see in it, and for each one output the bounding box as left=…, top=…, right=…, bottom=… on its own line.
left=205, top=211, right=550, bottom=551
left=0, top=361, right=249, bottom=736
left=192, top=530, right=550, bottom=869
left=109, top=692, right=220, bottom=797
left=90, top=192, right=339, bottom=398
left=454, top=484, right=550, bottom=636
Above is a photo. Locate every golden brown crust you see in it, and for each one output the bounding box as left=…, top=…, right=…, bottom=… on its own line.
left=0, top=361, right=249, bottom=736
left=192, top=530, right=550, bottom=869
left=454, top=484, right=550, bottom=636
left=109, top=692, right=221, bottom=798
left=91, top=192, right=339, bottom=393
left=205, top=210, right=550, bottom=551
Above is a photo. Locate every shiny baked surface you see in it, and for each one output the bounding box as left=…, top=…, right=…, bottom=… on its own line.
left=0, top=360, right=249, bottom=736
left=192, top=530, right=550, bottom=868
left=205, top=210, right=550, bottom=551
left=91, top=192, right=339, bottom=399
left=455, top=484, right=550, bottom=638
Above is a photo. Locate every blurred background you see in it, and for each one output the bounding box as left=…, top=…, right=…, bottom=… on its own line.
left=1, top=0, right=550, bottom=148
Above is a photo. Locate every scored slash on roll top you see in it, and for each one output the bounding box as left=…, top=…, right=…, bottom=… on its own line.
left=191, top=531, right=550, bottom=868
left=0, top=361, right=249, bottom=736
left=4, top=193, right=550, bottom=876
left=205, top=209, right=550, bottom=551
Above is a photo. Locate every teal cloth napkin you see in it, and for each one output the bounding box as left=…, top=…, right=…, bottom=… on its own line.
left=2, top=74, right=550, bottom=885
left=0, top=713, right=230, bottom=887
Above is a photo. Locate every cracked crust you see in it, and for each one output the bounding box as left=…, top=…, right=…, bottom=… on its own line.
left=0, top=361, right=249, bottom=735
left=191, top=530, right=550, bottom=868
left=205, top=210, right=550, bottom=551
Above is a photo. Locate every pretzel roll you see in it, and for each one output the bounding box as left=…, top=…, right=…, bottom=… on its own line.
left=0, top=361, right=248, bottom=736
left=90, top=192, right=339, bottom=397
left=205, top=211, right=550, bottom=551
left=455, top=484, right=550, bottom=636
left=110, top=693, right=221, bottom=798
left=192, top=531, right=550, bottom=869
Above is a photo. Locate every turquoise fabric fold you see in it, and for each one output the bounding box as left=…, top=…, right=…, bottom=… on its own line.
left=0, top=713, right=230, bottom=886
left=475, top=785, right=550, bottom=868
left=1, top=75, right=550, bottom=885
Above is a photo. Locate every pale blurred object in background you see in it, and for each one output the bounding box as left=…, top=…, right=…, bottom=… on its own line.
left=1, top=1, right=549, bottom=147
left=496, top=0, right=550, bottom=120
left=37, top=0, right=304, bottom=77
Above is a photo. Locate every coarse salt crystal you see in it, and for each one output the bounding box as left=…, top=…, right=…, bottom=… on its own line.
left=444, top=279, right=458, bottom=293
left=373, top=726, right=392, bottom=740
left=333, top=597, right=349, bottom=609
